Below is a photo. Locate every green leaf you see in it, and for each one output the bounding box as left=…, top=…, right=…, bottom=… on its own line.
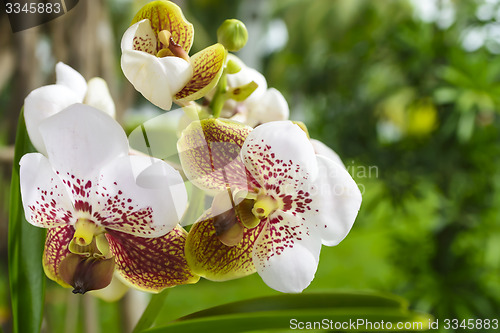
left=132, top=289, right=170, bottom=333
left=457, top=110, right=476, bottom=143
left=8, top=109, right=46, bottom=333
left=144, top=292, right=432, bottom=332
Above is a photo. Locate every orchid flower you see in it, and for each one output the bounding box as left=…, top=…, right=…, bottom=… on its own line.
left=20, top=104, right=198, bottom=294
left=24, top=62, right=115, bottom=156
left=218, top=55, right=289, bottom=127
left=178, top=120, right=361, bottom=293
left=121, top=0, right=226, bottom=110
left=310, top=139, right=346, bottom=169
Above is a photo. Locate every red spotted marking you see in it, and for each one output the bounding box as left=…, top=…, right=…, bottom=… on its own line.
left=30, top=169, right=160, bottom=237
left=133, top=34, right=156, bottom=55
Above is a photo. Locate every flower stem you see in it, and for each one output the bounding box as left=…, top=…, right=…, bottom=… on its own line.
left=210, top=70, right=228, bottom=118
left=132, top=289, right=170, bottom=333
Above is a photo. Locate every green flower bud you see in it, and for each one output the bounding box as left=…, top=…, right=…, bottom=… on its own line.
left=217, top=19, right=248, bottom=52
left=226, top=59, right=242, bottom=74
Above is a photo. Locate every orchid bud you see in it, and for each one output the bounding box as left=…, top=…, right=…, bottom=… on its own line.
left=217, top=19, right=248, bottom=52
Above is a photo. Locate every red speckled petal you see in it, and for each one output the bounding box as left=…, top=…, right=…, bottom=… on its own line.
left=34, top=105, right=186, bottom=237
left=132, top=0, right=194, bottom=53
left=174, top=43, right=226, bottom=102
left=93, top=156, right=187, bottom=238
left=43, top=225, right=74, bottom=287
left=106, top=225, right=199, bottom=292
left=178, top=118, right=255, bottom=193
left=185, top=209, right=265, bottom=281
left=252, top=211, right=321, bottom=293
left=123, top=19, right=157, bottom=55
left=20, top=153, right=74, bottom=228
left=241, top=121, right=318, bottom=195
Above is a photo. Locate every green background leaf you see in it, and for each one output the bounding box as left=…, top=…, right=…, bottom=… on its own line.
left=8, top=109, right=46, bottom=333
left=145, top=292, right=432, bottom=332
left=133, top=289, right=170, bottom=333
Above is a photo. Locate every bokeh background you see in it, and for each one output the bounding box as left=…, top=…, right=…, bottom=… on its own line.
left=1, top=0, right=500, bottom=332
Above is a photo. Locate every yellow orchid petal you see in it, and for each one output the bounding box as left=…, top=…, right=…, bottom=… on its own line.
left=177, top=118, right=253, bottom=193
left=174, top=43, right=227, bottom=102
left=132, top=0, right=194, bottom=54
left=185, top=209, right=266, bottom=281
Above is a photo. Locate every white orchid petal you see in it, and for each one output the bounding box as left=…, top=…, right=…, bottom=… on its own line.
left=121, top=50, right=192, bottom=110
left=252, top=212, right=321, bottom=293
left=225, top=54, right=267, bottom=102
left=96, top=155, right=187, bottom=237
left=245, top=88, right=290, bottom=126
left=24, top=85, right=81, bottom=155
left=310, top=139, right=346, bottom=169
left=121, top=20, right=193, bottom=110
left=38, top=104, right=129, bottom=181
left=135, top=158, right=188, bottom=228
left=55, top=62, right=87, bottom=101
left=121, top=19, right=157, bottom=55
left=241, top=121, right=317, bottom=192
left=84, top=78, right=116, bottom=119
left=20, top=153, right=75, bottom=228
left=310, top=155, right=362, bottom=246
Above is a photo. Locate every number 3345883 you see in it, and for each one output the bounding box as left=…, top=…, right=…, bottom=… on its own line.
left=5, top=2, right=61, bottom=14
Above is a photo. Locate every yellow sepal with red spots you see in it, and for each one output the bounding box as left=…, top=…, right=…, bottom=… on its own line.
left=132, top=0, right=194, bottom=53
left=107, top=225, right=200, bottom=293
left=174, top=43, right=227, bottom=102
left=185, top=210, right=265, bottom=281
left=177, top=118, right=253, bottom=193
left=43, top=225, right=74, bottom=288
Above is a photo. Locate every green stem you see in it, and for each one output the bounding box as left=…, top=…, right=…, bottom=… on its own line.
left=210, top=71, right=228, bottom=118
left=132, top=289, right=170, bottom=333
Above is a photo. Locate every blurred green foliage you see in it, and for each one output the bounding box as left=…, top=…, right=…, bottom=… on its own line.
left=183, top=0, right=500, bottom=322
